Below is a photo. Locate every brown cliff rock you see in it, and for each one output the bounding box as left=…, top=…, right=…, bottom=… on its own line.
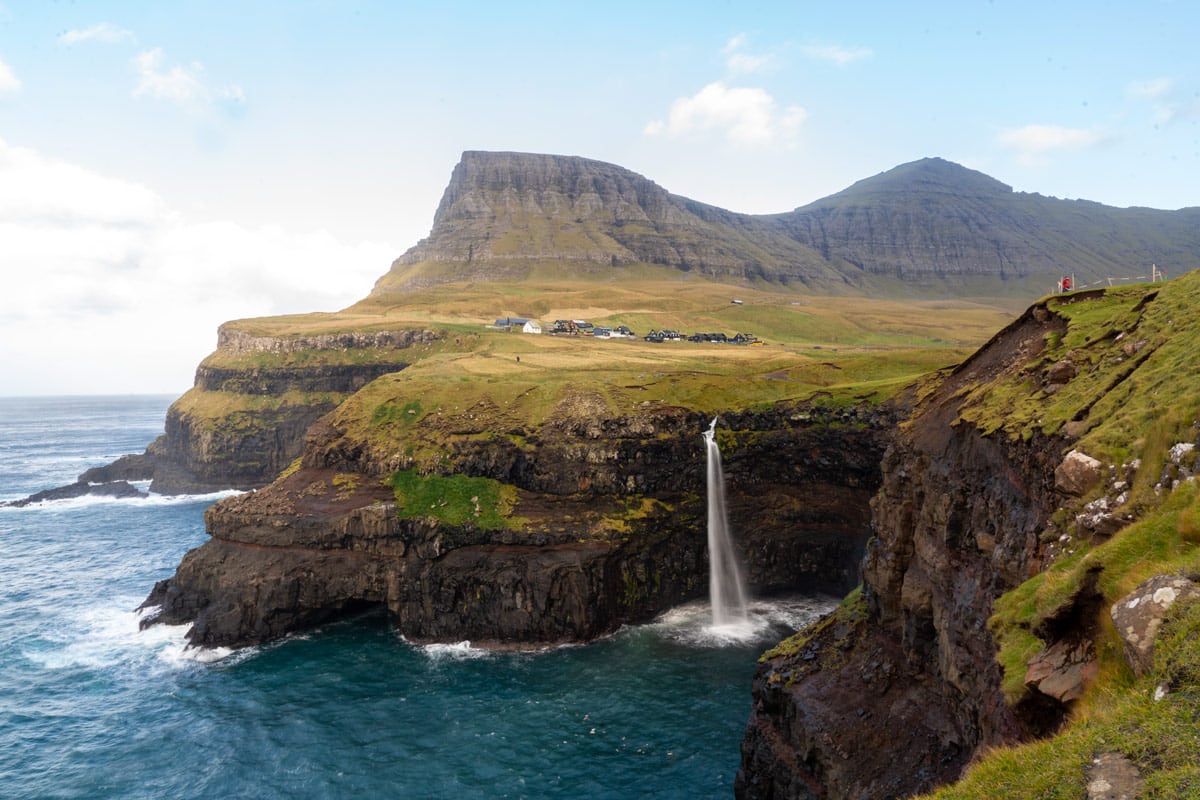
left=142, top=401, right=895, bottom=648
left=739, top=304, right=1067, bottom=799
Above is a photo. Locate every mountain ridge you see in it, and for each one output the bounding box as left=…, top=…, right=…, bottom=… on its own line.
left=366, top=151, right=1200, bottom=301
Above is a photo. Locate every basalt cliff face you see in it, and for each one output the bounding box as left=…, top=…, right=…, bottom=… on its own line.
left=83, top=325, right=441, bottom=495
left=737, top=309, right=1065, bottom=798
left=367, top=151, right=1200, bottom=298
left=737, top=273, right=1200, bottom=798
left=142, top=400, right=896, bottom=648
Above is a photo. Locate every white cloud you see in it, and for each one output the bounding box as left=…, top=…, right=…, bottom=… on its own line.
left=644, top=82, right=806, bottom=146
left=800, top=44, right=872, bottom=66
left=997, top=124, right=1105, bottom=166
left=0, top=138, right=396, bottom=395
left=722, top=33, right=774, bottom=74
left=133, top=47, right=245, bottom=113
left=58, top=22, right=135, bottom=45
left=0, top=56, right=20, bottom=93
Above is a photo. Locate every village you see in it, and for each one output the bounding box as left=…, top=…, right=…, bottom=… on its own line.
left=489, top=317, right=764, bottom=345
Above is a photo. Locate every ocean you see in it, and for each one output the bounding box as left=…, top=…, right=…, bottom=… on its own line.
left=0, top=395, right=833, bottom=799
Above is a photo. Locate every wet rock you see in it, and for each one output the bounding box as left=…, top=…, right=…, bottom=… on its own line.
left=740, top=302, right=1088, bottom=800
left=143, top=401, right=895, bottom=648
left=2, top=480, right=146, bottom=507
left=1111, top=574, right=1200, bottom=676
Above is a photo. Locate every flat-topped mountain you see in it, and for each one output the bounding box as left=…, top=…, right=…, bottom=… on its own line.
left=367, top=151, right=1200, bottom=299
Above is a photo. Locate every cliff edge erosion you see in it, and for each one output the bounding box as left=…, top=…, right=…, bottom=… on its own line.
left=738, top=272, right=1200, bottom=798
left=141, top=394, right=894, bottom=648
left=84, top=323, right=441, bottom=495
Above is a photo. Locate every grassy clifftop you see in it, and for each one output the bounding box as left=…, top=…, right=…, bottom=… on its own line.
left=915, top=271, right=1200, bottom=798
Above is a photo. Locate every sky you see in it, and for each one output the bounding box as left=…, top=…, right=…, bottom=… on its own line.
left=0, top=0, right=1197, bottom=395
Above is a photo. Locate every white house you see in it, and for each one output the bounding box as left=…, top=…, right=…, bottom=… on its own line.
left=522, top=320, right=543, bottom=334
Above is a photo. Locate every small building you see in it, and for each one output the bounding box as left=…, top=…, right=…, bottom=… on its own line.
left=522, top=320, right=542, bottom=335
left=491, top=317, right=530, bottom=332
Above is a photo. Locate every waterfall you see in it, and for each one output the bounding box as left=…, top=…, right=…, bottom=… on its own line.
left=702, top=418, right=749, bottom=626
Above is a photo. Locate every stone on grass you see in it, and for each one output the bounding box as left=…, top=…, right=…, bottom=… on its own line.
left=1110, top=574, right=1200, bottom=676
left=1055, top=450, right=1104, bottom=497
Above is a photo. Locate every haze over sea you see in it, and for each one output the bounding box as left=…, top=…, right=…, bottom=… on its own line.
left=0, top=395, right=831, bottom=799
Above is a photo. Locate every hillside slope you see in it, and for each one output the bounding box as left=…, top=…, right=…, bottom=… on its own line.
left=367, top=151, right=1200, bottom=300
left=739, top=271, right=1200, bottom=798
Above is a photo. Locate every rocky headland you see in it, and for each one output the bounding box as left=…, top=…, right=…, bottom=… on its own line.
left=141, top=399, right=895, bottom=648
left=66, top=323, right=443, bottom=497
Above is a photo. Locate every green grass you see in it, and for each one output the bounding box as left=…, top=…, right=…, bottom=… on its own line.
left=990, top=481, right=1200, bottom=704
left=905, top=273, right=1200, bottom=796
left=924, top=594, right=1200, bottom=799
left=172, top=387, right=342, bottom=427
left=387, top=469, right=520, bottom=529
left=760, top=585, right=866, bottom=669
left=958, top=273, right=1200, bottom=471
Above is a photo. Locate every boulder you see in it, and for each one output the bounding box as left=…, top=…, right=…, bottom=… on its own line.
left=1025, top=638, right=1097, bottom=703
left=1110, top=574, right=1200, bottom=676
left=1045, top=359, right=1077, bottom=385
left=1055, top=450, right=1104, bottom=496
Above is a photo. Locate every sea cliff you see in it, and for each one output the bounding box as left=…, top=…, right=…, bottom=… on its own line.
left=141, top=400, right=895, bottom=648
left=83, top=322, right=441, bottom=495
left=738, top=273, right=1200, bottom=798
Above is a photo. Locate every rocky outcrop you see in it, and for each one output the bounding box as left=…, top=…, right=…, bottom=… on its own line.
left=1, top=479, right=146, bottom=507
left=215, top=326, right=439, bottom=355
left=738, top=306, right=1069, bottom=799
left=68, top=327, right=442, bottom=495
left=1111, top=574, right=1200, bottom=677
left=367, top=152, right=1200, bottom=298
left=147, top=400, right=338, bottom=494
left=141, top=470, right=709, bottom=647
left=739, top=272, right=1200, bottom=798
left=141, top=400, right=896, bottom=648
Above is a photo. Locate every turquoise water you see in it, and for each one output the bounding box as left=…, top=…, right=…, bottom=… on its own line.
left=0, top=396, right=832, bottom=799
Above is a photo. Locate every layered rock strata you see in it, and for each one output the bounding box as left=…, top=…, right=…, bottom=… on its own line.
left=737, top=306, right=1067, bottom=799
left=79, top=327, right=441, bottom=495
left=141, top=402, right=895, bottom=648
left=367, top=151, right=1200, bottom=298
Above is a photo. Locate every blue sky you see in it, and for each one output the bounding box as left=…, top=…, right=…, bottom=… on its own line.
left=0, top=1, right=1197, bottom=394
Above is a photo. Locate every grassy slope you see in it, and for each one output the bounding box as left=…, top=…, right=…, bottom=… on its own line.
left=916, top=271, right=1200, bottom=798
left=202, top=275, right=1015, bottom=436
left=199, top=275, right=1012, bottom=529
left=304, top=277, right=1017, bottom=462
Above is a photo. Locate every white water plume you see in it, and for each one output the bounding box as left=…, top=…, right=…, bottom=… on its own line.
left=702, top=418, right=749, bottom=626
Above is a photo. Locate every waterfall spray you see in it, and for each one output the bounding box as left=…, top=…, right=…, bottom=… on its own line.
left=702, top=418, right=749, bottom=626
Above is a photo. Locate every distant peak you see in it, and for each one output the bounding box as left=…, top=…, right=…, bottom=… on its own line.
left=825, top=157, right=1013, bottom=201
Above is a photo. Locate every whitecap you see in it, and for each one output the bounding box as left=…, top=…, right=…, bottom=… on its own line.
left=414, top=640, right=495, bottom=662
left=0, top=487, right=242, bottom=512
left=20, top=601, right=250, bottom=673
left=648, top=596, right=837, bottom=648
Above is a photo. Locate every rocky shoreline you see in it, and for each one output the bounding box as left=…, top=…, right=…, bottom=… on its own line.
left=138, top=401, right=897, bottom=649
